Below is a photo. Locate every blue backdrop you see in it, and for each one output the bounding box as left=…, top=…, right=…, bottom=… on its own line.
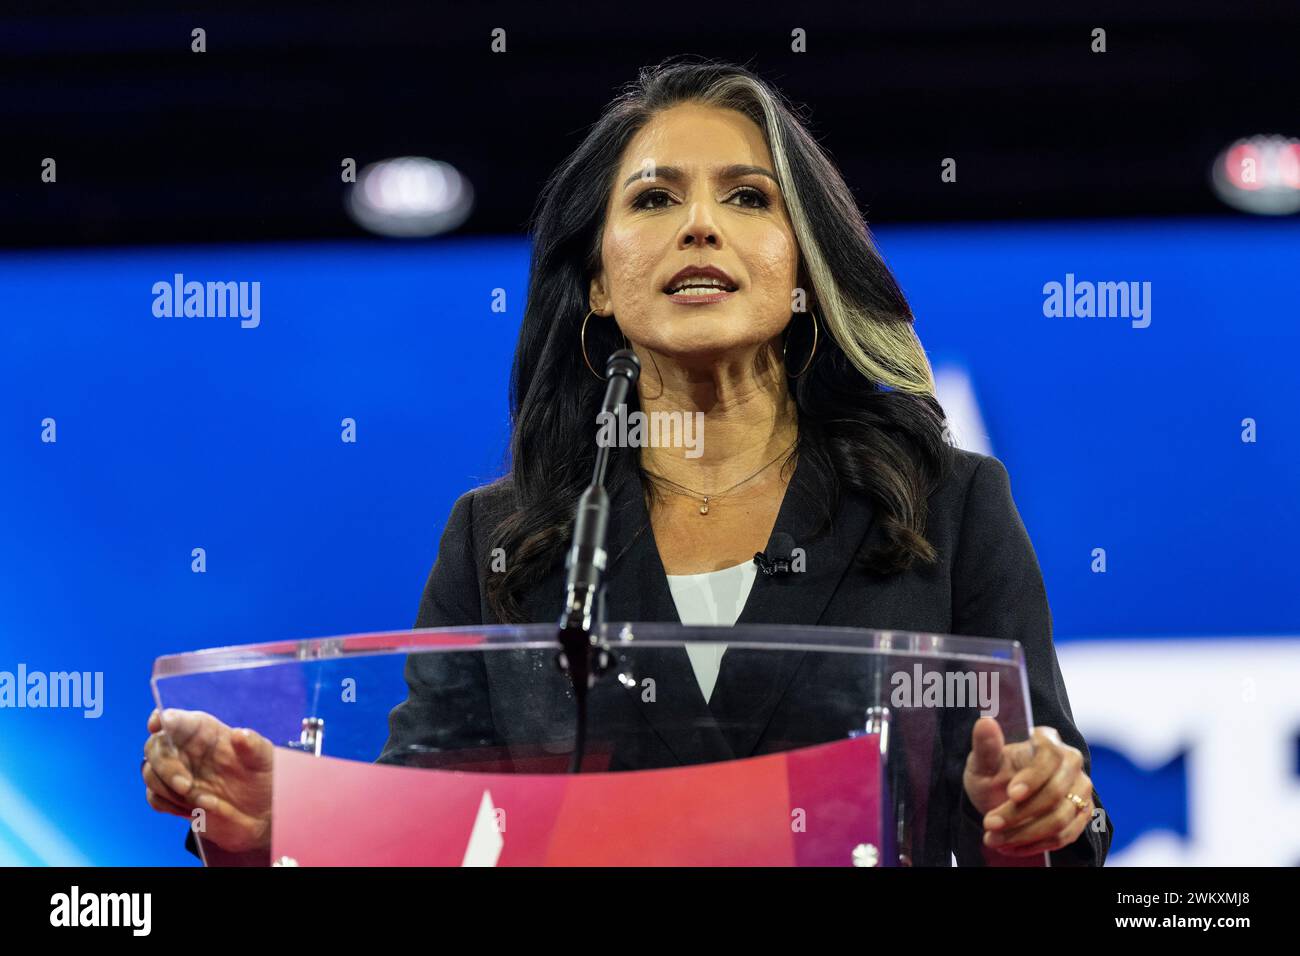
left=1, top=218, right=1296, bottom=864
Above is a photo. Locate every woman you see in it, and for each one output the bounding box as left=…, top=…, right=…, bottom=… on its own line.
left=143, top=57, right=1110, bottom=866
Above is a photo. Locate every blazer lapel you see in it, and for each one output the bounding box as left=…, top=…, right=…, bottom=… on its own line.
left=600, top=469, right=735, bottom=765
left=712, top=455, right=879, bottom=757
left=735, top=452, right=875, bottom=629
left=598, top=455, right=879, bottom=764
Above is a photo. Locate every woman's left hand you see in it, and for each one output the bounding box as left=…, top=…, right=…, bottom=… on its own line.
left=962, top=716, right=1095, bottom=856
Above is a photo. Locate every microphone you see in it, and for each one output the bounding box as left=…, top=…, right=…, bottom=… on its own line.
left=560, top=348, right=640, bottom=627
left=754, top=532, right=798, bottom=577
left=556, top=348, right=640, bottom=773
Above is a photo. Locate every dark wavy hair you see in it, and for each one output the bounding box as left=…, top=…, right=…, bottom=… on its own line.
left=486, top=56, right=954, bottom=623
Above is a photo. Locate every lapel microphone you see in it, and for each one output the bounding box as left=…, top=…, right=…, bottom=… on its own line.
left=754, top=532, right=797, bottom=577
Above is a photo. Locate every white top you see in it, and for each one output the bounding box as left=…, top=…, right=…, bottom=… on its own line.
left=665, top=559, right=758, bottom=703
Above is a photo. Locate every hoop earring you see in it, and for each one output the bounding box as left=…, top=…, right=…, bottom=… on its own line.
left=783, top=311, right=819, bottom=378
left=581, top=308, right=629, bottom=381
left=585, top=310, right=665, bottom=400
left=642, top=348, right=664, bottom=400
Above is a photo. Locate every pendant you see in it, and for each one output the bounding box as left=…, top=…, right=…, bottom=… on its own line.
left=700, top=496, right=710, bottom=515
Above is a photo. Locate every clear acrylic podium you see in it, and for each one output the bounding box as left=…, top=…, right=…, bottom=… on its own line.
left=150, top=623, right=1044, bottom=867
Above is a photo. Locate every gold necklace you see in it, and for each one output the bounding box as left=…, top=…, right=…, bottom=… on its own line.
left=643, top=441, right=796, bottom=515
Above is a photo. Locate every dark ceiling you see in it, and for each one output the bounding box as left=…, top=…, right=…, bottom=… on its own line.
left=3, top=0, right=1299, bottom=247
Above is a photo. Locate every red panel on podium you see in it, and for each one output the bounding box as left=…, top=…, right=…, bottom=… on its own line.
left=271, top=735, right=884, bottom=866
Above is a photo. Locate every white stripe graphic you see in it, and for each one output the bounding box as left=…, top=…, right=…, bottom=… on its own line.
left=460, top=789, right=504, bottom=867
left=933, top=364, right=993, bottom=455
left=0, top=772, right=93, bottom=866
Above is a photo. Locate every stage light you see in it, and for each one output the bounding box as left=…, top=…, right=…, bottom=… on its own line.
left=346, top=157, right=475, bottom=237
left=1211, top=134, right=1300, bottom=215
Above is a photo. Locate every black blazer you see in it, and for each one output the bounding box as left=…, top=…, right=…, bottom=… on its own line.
left=385, top=446, right=1112, bottom=867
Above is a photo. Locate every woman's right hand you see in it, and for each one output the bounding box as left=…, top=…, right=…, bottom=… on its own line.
left=142, top=707, right=274, bottom=854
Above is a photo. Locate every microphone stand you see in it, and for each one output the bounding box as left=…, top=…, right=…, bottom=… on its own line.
left=556, top=348, right=640, bottom=773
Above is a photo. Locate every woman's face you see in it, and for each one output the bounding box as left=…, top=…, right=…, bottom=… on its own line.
left=590, top=102, right=800, bottom=366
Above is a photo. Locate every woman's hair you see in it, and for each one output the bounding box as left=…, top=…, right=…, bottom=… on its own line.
left=487, top=55, right=954, bottom=623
